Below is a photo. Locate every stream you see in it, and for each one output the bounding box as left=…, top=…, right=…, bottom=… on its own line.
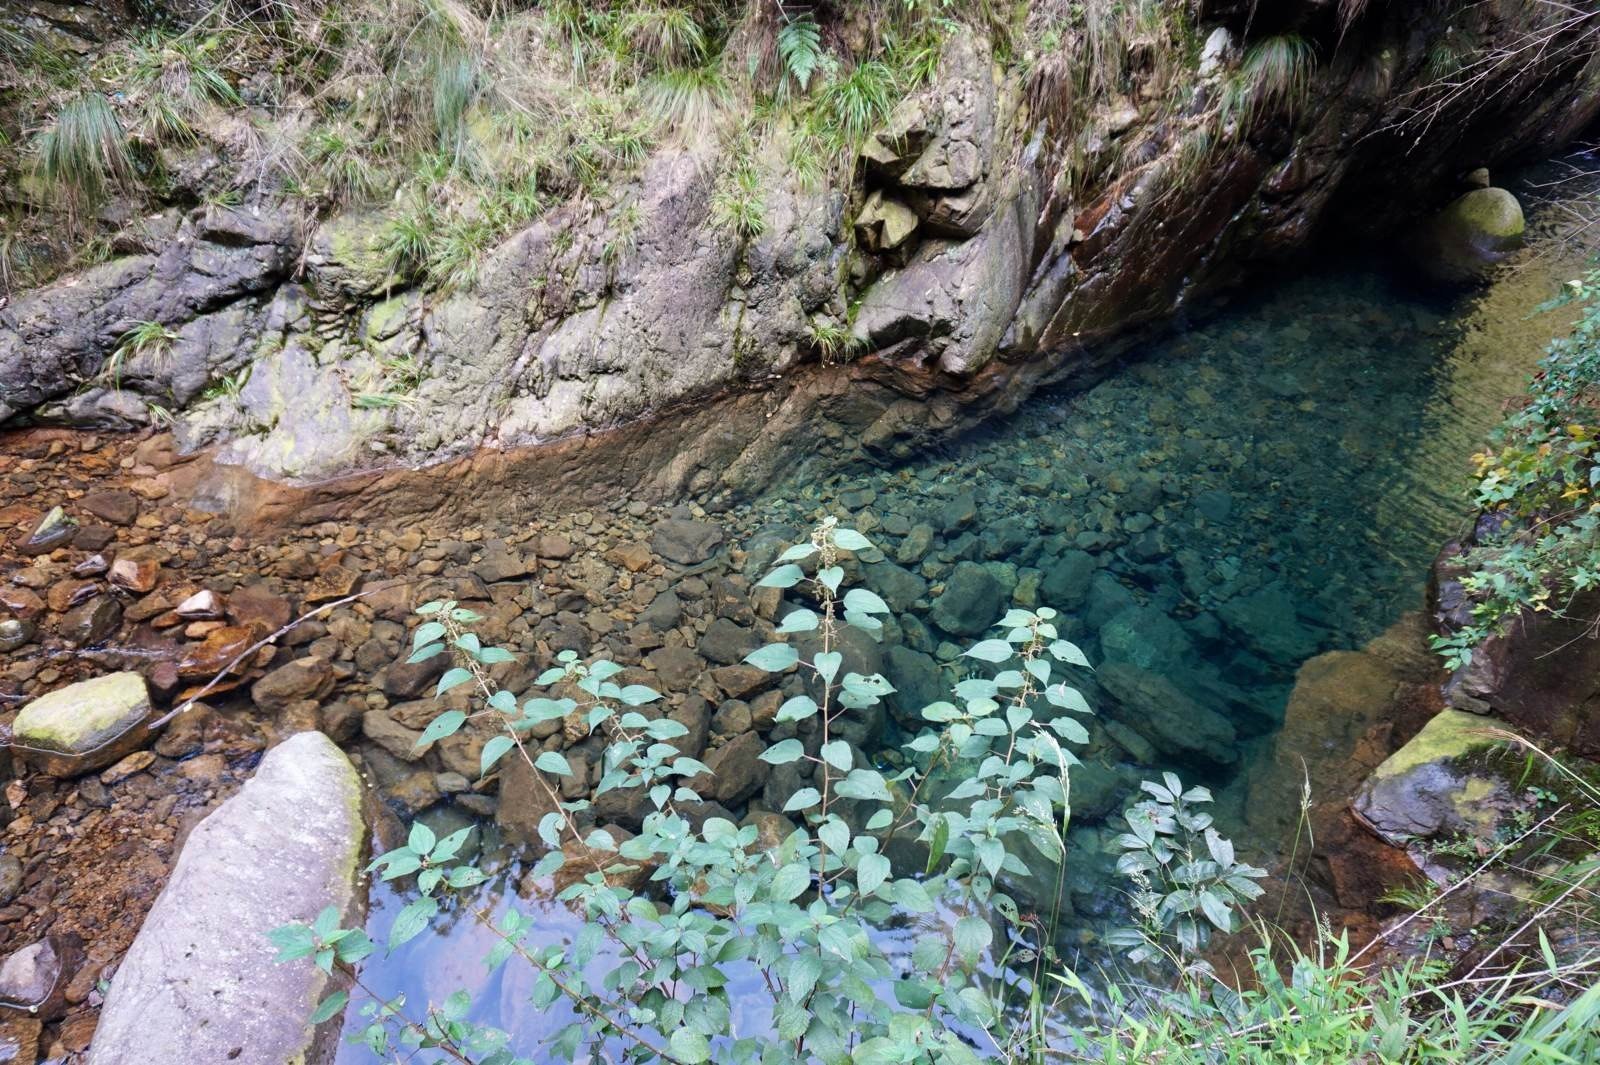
left=338, top=203, right=1587, bottom=1053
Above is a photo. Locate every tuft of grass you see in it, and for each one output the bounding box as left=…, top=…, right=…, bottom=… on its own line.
left=304, top=123, right=385, bottom=205
left=33, top=90, right=132, bottom=208
left=1228, top=34, right=1317, bottom=128
left=818, top=60, right=896, bottom=150
left=710, top=156, right=765, bottom=240
left=103, top=320, right=178, bottom=389
left=118, top=32, right=240, bottom=145
left=616, top=6, right=705, bottom=71
left=640, top=64, right=730, bottom=139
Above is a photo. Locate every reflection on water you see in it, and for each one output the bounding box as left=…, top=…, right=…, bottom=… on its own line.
left=342, top=233, right=1582, bottom=1056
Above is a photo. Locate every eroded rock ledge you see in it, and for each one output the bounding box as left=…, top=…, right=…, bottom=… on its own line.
left=4, top=1, right=1600, bottom=514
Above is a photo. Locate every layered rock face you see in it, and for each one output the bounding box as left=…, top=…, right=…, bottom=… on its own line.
left=4, top=1, right=1600, bottom=516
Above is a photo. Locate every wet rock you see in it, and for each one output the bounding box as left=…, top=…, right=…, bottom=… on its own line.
left=19, top=507, right=73, bottom=556
left=496, top=760, right=562, bottom=843
left=0, top=586, right=44, bottom=620
left=91, top=732, right=365, bottom=1065
left=475, top=541, right=535, bottom=584
left=929, top=561, right=1005, bottom=636
left=0, top=854, right=21, bottom=905
left=940, top=492, right=978, bottom=533
left=1097, top=662, right=1237, bottom=769
left=698, top=618, right=754, bottom=666
left=537, top=534, right=576, bottom=561
left=884, top=644, right=944, bottom=723
left=0, top=618, right=36, bottom=652
left=59, top=595, right=122, bottom=647
left=227, top=584, right=293, bottom=631
left=1038, top=551, right=1096, bottom=608
left=304, top=561, right=362, bottom=603
left=0, top=1016, right=40, bottom=1064
left=14, top=671, right=153, bottom=776
left=0, top=935, right=79, bottom=1021
left=100, top=749, right=156, bottom=784
left=668, top=695, right=711, bottom=758
left=80, top=490, right=140, bottom=526
left=1222, top=584, right=1319, bottom=667
left=382, top=646, right=448, bottom=698
left=1416, top=187, right=1526, bottom=284
left=863, top=561, right=928, bottom=612
left=177, top=625, right=259, bottom=678
left=1352, top=709, right=1517, bottom=846
left=175, top=589, right=223, bottom=619
left=895, top=524, right=935, bottom=565
left=109, top=557, right=159, bottom=594
left=362, top=708, right=430, bottom=761
left=651, top=519, right=723, bottom=566
left=696, top=731, right=765, bottom=806
left=73, top=553, right=110, bottom=577
left=251, top=657, right=336, bottom=712
left=1099, top=606, right=1195, bottom=674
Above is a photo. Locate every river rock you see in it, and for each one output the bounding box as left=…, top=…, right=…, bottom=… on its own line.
left=19, top=507, right=73, bottom=556
left=0, top=854, right=21, bottom=904
left=1098, top=605, right=1195, bottom=674
left=1415, top=187, right=1525, bottom=284
left=698, top=617, right=754, bottom=665
left=109, top=557, right=159, bottom=594
left=59, top=594, right=122, bottom=647
left=1097, top=662, right=1237, bottom=769
left=1215, top=583, right=1319, bottom=666
left=252, top=656, right=336, bottom=712
left=175, top=589, right=223, bottom=619
left=651, top=519, right=723, bottom=566
left=698, top=730, right=765, bottom=806
left=0, top=618, right=35, bottom=652
left=1038, top=550, right=1096, bottom=609
left=14, top=671, right=153, bottom=776
left=863, top=560, right=928, bottom=612
left=1352, top=709, right=1517, bottom=846
left=0, top=935, right=79, bottom=1021
left=80, top=489, right=140, bottom=526
left=929, top=561, right=1006, bottom=636
left=89, top=731, right=365, bottom=1065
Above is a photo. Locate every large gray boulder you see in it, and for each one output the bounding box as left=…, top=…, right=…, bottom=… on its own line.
left=90, top=731, right=366, bottom=1065
left=13, top=672, right=153, bottom=777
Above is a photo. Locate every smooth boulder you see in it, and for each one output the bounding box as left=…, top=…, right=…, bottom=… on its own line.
left=89, top=731, right=366, bottom=1065
left=13, top=672, right=153, bottom=776
left=1415, top=187, right=1525, bottom=284
left=1352, top=709, right=1514, bottom=846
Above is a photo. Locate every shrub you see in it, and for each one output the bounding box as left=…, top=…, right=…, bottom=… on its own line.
left=32, top=89, right=132, bottom=208
left=1432, top=271, right=1600, bottom=669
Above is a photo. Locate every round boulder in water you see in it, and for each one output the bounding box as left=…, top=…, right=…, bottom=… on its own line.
left=1414, top=187, right=1525, bottom=284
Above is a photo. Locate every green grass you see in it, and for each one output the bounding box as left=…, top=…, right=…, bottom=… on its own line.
left=33, top=90, right=132, bottom=207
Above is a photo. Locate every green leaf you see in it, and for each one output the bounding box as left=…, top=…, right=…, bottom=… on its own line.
left=831, top=527, right=873, bottom=551
left=818, top=818, right=850, bottom=854
left=777, top=543, right=817, bottom=563
left=783, top=787, right=821, bottom=812
left=857, top=852, right=890, bottom=896
left=534, top=751, right=572, bottom=776
left=477, top=646, right=516, bottom=664
left=669, top=1029, right=711, bottom=1064
left=842, top=588, right=890, bottom=615
left=408, top=821, right=436, bottom=854
left=819, top=740, right=852, bottom=772
left=817, top=566, right=844, bottom=593
left=777, top=609, right=819, bottom=634
left=480, top=735, right=515, bottom=777
left=965, top=639, right=1014, bottom=663
left=388, top=896, right=437, bottom=950
left=769, top=862, right=811, bottom=902
left=758, top=564, right=805, bottom=589
left=953, top=915, right=992, bottom=966
left=745, top=643, right=799, bottom=672
left=926, top=816, right=949, bottom=874
left=891, top=878, right=936, bottom=912
left=309, top=989, right=349, bottom=1024
left=775, top=695, right=818, bottom=722
left=412, top=621, right=446, bottom=649
left=415, top=709, right=465, bottom=749
left=436, top=667, right=473, bottom=697
left=814, top=651, right=842, bottom=684
left=761, top=738, right=805, bottom=764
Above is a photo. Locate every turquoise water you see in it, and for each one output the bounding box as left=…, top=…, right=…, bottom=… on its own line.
left=338, top=254, right=1564, bottom=1057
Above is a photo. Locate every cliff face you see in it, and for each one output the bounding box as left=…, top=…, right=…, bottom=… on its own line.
left=3, top=0, right=1599, bottom=516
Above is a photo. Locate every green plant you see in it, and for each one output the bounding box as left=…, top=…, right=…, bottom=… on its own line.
left=32, top=89, right=132, bottom=209
left=776, top=15, right=823, bottom=95
left=275, top=517, right=1126, bottom=1062
left=116, top=31, right=240, bottom=145
left=1431, top=271, right=1600, bottom=669
left=1224, top=34, right=1316, bottom=129
left=808, top=320, right=866, bottom=364
left=818, top=60, right=896, bottom=149
left=102, top=320, right=178, bottom=389
left=710, top=156, right=765, bottom=240
left=1107, top=773, right=1267, bottom=962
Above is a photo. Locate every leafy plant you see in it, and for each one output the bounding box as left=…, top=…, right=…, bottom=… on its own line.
left=710, top=156, right=765, bottom=240
left=776, top=15, right=823, bottom=95
left=274, top=517, right=1125, bottom=1062
left=1107, top=773, right=1267, bottom=962
left=1224, top=34, right=1316, bottom=129
left=1432, top=271, right=1600, bottom=668
left=102, top=319, right=178, bottom=389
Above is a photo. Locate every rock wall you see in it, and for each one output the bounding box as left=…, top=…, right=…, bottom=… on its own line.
left=4, top=0, right=1600, bottom=517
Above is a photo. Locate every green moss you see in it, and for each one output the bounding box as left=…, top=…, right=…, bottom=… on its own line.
left=1368, top=709, right=1504, bottom=781
left=15, top=671, right=151, bottom=752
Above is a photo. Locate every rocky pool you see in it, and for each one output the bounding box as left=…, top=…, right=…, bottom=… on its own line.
left=339, top=230, right=1581, bottom=1053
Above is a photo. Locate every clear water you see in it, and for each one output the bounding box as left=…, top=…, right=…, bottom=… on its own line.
left=339, top=252, right=1572, bottom=1057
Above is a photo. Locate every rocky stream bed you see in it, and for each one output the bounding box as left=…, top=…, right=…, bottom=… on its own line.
left=3, top=189, right=1595, bottom=1060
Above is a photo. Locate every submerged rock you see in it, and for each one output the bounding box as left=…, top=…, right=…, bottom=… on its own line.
left=929, top=561, right=1006, bottom=636
left=90, top=731, right=366, bottom=1065
left=14, top=672, right=153, bottom=777
left=1097, top=662, right=1238, bottom=769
